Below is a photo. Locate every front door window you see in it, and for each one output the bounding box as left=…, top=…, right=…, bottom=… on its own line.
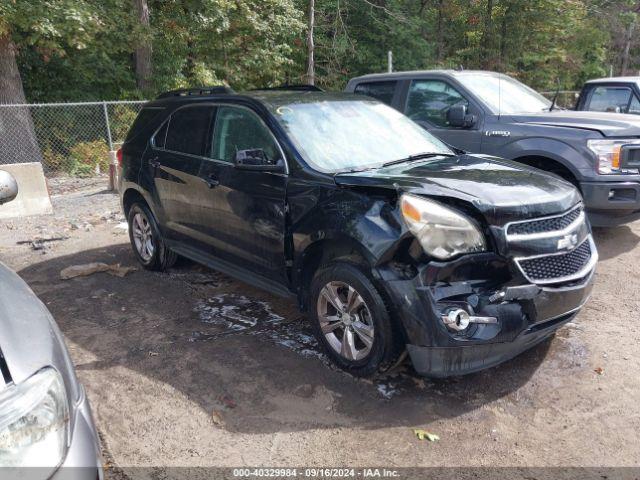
left=406, top=80, right=469, bottom=127
left=211, top=106, right=281, bottom=163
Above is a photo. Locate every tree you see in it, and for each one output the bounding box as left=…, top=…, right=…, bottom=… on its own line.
left=306, top=0, right=315, bottom=85
left=133, top=0, right=153, bottom=91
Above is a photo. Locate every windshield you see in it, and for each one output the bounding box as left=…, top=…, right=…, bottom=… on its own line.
left=271, top=99, right=452, bottom=172
left=457, top=74, right=552, bottom=114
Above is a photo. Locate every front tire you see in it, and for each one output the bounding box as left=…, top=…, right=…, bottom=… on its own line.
left=309, top=262, right=398, bottom=377
left=127, top=202, right=177, bottom=271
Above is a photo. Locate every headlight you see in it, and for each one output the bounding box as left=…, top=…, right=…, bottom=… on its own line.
left=400, top=194, right=486, bottom=260
left=0, top=368, right=69, bottom=472
left=588, top=139, right=640, bottom=174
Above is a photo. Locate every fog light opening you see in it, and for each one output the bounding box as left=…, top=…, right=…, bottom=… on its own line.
left=443, top=308, right=471, bottom=331
left=441, top=308, right=499, bottom=332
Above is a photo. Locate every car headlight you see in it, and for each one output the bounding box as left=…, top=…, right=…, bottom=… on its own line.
left=588, top=139, right=640, bottom=174
left=400, top=194, right=486, bottom=260
left=0, top=368, right=69, bottom=472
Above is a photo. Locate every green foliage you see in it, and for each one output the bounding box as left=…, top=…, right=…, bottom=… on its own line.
left=4, top=0, right=639, bottom=101
left=68, top=139, right=110, bottom=175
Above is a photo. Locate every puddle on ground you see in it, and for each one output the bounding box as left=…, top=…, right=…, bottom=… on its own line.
left=191, top=294, right=325, bottom=360
left=189, top=292, right=414, bottom=399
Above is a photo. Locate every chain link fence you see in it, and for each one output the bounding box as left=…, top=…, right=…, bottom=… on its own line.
left=0, top=101, right=147, bottom=177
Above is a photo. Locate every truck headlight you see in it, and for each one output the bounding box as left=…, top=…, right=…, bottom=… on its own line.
left=588, top=139, right=640, bottom=174
left=400, top=194, right=486, bottom=260
left=0, top=368, right=69, bottom=473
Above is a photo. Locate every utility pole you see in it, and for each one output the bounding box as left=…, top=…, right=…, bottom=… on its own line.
left=388, top=51, right=393, bottom=73
left=306, top=0, right=315, bottom=85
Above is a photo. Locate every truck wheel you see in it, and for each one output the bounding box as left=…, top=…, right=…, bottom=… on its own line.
left=127, top=202, right=177, bottom=271
left=309, top=262, right=397, bottom=377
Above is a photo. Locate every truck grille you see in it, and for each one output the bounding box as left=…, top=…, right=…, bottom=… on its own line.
left=518, top=239, right=592, bottom=282
left=507, top=205, right=582, bottom=236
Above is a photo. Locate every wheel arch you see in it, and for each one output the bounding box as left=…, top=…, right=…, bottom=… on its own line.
left=294, top=236, right=376, bottom=311
left=121, top=187, right=157, bottom=219
left=512, top=154, right=580, bottom=187
left=504, top=137, right=587, bottom=182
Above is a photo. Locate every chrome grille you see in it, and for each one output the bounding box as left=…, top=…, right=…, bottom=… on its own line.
left=507, top=205, right=582, bottom=236
left=518, top=239, right=592, bottom=282
left=506, top=204, right=597, bottom=285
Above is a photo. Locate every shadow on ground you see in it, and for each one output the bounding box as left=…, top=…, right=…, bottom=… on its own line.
left=592, top=225, right=640, bottom=261
left=18, top=243, right=556, bottom=435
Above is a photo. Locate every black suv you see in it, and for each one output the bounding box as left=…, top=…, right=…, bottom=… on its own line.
left=119, top=87, right=596, bottom=377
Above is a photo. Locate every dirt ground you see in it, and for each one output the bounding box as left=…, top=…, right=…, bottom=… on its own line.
left=0, top=178, right=639, bottom=476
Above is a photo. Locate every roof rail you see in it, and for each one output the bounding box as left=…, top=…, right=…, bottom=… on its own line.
left=156, top=86, right=234, bottom=99
left=253, top=84, right=324, bottom=92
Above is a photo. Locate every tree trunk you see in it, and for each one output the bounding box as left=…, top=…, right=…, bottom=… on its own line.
left=436, top=0, right=444, bottom=63
left=481, top=0, right=494, bottom=68
left=0, top=31, right=42, bottom=165
left=133, top=0, right=152, bottom=92
left=306, top=0, right=315, bottom=85
left=499, top=3, right=511, bottom=66
left=621, top=19, right=636, bottom=75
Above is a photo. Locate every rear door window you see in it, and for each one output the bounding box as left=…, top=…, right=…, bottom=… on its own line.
left=586, top=86, right=632, bottom=113
left=353, top=81, right=398, bottom=106
left=405, top=79, right=469, bottom=127
left=165, top=106, right=214, bottom=156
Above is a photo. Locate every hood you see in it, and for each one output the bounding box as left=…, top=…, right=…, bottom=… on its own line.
left=508, top=110, right=640, bottom=137
left=0, top=262, right=79, bottom=400
left=334, top=154, right=581, bottom=225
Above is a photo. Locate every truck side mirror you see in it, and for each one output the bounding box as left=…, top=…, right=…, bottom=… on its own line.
left=0, top=170, right=18, bottom=205
left=447, top=104, right=476, bottom=128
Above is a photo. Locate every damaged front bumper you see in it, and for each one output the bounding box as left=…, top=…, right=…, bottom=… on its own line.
left=377, top=250, right=595, bottom=377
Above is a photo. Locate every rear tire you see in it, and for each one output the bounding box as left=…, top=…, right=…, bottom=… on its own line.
left=127, top=202, right=177, bottom=271
left=309, top=262, right=398, bottom=377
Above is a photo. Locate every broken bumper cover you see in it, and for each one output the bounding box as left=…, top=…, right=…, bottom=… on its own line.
left=379, top=255, right=595, bottom=377
left=406, top=308, right=578, bottom=377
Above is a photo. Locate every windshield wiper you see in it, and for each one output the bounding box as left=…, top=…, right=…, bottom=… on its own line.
left=381, top=152, right=454, bottom=168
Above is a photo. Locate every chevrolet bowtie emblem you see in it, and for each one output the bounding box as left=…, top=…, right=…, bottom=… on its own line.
left=557, top=234, right=579, bottom=251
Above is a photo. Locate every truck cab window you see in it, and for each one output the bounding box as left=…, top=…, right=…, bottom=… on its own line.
left=628, top=94, right=640, bottom=115
left=587, top=86, right=632, bottom=113
left=353, top=81, right=397, bottom=106
left=406, top=80, right=469, bottom=127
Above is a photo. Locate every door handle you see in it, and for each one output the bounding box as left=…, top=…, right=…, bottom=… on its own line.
left=202, top=174, right=219, bottom=189
left=149, top=157, right=161, bottom=168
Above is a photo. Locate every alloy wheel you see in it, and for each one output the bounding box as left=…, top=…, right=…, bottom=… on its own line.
left=132, top=211, right=155, bottom=262
left=316, top=281, right=375, bottom=361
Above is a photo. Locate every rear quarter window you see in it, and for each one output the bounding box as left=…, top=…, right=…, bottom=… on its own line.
left=353, top=81, right=398, bottom=106
left=125, top=107, right=164, bottom=142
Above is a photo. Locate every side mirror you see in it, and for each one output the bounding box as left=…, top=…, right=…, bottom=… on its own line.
left=447, top=104, right=476, bottom=128
left=234, top=149, right=284, bottom=172
left=0, top=170, right=18, bottom=205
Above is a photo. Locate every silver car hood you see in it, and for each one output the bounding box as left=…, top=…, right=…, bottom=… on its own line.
left=0, top=261, right=79, bottom=401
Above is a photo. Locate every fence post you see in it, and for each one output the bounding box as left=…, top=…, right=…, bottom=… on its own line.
left=102, top=101, right=117, bottom=190
left=103, top=101, right=113, bottom=151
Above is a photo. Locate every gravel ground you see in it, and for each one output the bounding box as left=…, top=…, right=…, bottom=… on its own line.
left=0, top=178, right=639, bottom=478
